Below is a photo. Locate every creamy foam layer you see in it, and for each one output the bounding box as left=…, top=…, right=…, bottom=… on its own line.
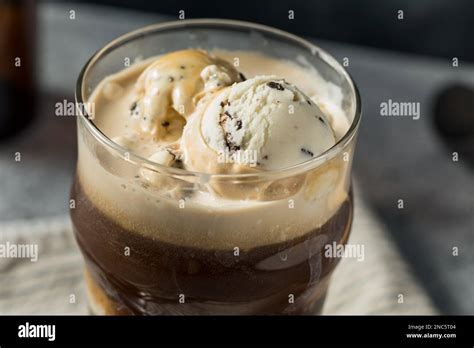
left=79, top=50, right=352, bottom=250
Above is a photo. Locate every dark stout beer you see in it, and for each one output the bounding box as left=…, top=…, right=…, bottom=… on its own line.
left=71, top=177, right=353, bottom=315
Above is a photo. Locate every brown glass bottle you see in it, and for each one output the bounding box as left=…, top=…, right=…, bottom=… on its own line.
left=0, top=0, right=35, bottom=140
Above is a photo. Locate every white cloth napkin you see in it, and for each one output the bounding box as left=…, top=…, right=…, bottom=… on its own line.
left=0, top=192, right=437, bottom=315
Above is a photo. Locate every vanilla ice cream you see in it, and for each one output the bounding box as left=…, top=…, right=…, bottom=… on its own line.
left=129, top=49, right=243, bottom=140
left=181, top=76, right=336, bottom=174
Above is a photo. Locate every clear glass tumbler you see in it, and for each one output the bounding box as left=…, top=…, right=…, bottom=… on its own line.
left=72, top=19, right=361, bottom=315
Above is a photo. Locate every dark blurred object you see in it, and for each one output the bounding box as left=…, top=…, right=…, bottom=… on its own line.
left=433, top=85, right=474, bottom=167
left=0, top=0, right=36, bottom=141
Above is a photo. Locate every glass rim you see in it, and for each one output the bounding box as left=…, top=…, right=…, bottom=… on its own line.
left=75, top=18, right=362, bottom=180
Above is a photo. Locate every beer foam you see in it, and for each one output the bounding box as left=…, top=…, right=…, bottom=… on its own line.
left=78, top=50, right=352, bottom=250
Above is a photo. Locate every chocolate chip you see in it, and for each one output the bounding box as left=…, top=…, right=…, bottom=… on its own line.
left=236, top=119, right=242, bottom=130
left=165, top=148, right=177, bottom=160
left=239, top=72, right=247, bottom=81
left=307, top=99, right=312, bottom=105
left=224, top=111, right=233, bottom=119
left=129, top=101, right=137, bottom=111
left=220, top=99, right=231, bottom=108
left=219, top=114, right=226, bottom=126
left=161, top=121, right=170, bottom=127
left=267, top=81, right=284, bottom=91
left=225, top=133, right=240, bottom=152
left=301, top=148, right=314, bottom=157
left=168, top=76, right=174, bottom=82
left=180, top=65, right=186, bottom=69
left=318, top=116, right=326, bottom=124
left=263, top=155, right=268, bottom=160
left=173, top=158, right=184, bottom=169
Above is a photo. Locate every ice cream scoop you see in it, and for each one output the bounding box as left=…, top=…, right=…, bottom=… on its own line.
left=129, top=49, right=243, bottom=141
left=182, top=75, right=336, bottom=174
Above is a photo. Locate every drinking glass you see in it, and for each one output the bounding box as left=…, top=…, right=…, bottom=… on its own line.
left=72, top=19, right=361, bottom=315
